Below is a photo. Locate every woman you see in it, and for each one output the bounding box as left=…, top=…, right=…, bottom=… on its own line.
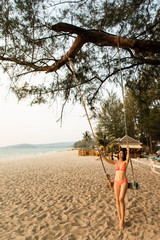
left=101, top=147, right=129, bottom=230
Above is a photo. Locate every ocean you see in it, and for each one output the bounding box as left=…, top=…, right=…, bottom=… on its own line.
left=0, top=147, right=70, bottom=160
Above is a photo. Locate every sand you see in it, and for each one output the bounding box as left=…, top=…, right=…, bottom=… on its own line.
left=0, top=150, right=160, bottom=240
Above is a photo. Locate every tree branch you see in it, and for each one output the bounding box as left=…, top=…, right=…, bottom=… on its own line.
left=56, top=99, right=68, bottom=127
left=125, top=48, right=160, bottom=65
left=1, top=22, right=160, bottom=75
left=90, top=62, right=147, bottom=103
left=135, top=20, right=160, bottom=39
left=45, top=22, right=160, bottom=73
left=51, top=22, right=160, bottom=53
left=0, top=56, right=50, bottom=71
left=48, top=0, right=88, bottom=8
left=46, top=35, right=86, bottom=73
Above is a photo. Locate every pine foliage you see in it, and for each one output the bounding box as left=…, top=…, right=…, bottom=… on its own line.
left=0, top=0, right=160, bottom=108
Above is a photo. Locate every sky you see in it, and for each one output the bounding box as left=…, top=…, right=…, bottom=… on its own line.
left=0, top=71, right=121, bottom=148
left=0, top=76, right=93, bottom=147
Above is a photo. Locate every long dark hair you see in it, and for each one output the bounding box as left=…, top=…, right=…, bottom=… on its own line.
left=117, top=149, right=126, bottom=161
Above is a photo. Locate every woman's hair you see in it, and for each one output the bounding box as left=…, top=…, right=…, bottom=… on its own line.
left=118, top=150, right=126, bottom=161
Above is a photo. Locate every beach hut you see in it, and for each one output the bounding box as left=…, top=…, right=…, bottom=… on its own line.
left=119, top=135, right=142, bottom=158
left=108, top=135, right=142, bottom=158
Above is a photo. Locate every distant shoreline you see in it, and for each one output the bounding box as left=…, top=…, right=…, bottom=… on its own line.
left=0, top=141, right=74, bottom=149
left=0, top=146, right=74, bottom=160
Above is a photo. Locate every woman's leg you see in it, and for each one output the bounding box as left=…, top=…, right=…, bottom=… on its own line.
left=114, top=182, right=121, bottom=221
left=119, top=181, right=128, bottom=230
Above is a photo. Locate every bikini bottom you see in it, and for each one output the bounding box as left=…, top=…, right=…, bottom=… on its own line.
left=113, top=178, right=128, bottom=187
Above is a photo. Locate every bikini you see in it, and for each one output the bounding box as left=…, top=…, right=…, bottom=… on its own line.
left=113, top=162, right=128, bottom=186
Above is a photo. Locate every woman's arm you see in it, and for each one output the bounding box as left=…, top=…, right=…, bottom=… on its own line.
left=126, top=147, right=130, bottom=165
left=100, top=153, right=115, bottom=165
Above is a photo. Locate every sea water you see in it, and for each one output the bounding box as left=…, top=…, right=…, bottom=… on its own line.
left=0, top=147, right=69, bottom=159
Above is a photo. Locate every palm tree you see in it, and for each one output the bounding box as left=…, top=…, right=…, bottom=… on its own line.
left=96, top=128, right=115, bottom=148
left=82, top=131, right=92, bottom=149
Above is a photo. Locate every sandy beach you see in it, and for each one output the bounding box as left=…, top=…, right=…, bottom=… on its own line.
left=0, top=150, right=159, bottom=240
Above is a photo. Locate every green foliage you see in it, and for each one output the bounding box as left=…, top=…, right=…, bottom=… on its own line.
left=96, top=92, right=125, bottom=139
left=74, top=131, right=94, bottom=148
left=96, top=74, right=160, bottom=152
left=124, top=90, right=139, bottom=138
left=126, top=66, right=160, bottom=150
left=96, top=130, right=115, bottom=148
left=0, top=0, right=160, bottom=108
left=73, top=139, right=87, bottom=148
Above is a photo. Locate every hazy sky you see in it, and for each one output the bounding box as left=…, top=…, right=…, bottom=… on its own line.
left=0, top=71, right=121, bottom=147
left=0, top=76, right=95, bottom=147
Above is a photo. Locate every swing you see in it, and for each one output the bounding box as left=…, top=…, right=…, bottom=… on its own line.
left=68, top=46, right=139, bottom=190
left=117, top=38, right=139, bottom=190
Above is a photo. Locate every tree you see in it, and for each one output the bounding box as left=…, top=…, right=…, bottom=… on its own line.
left=74, top=131, right=94, bottom=148
left=73, top=139, right=86, bottom=148
left=0, top=0, right=160, bottom=110
left=96, top=92, right=125, bottom=139
left=125, top=90, right=140, bottom=139
left=126, top=66, right=160, bottom=152
left=95, top=129, right=114, bottom=148
left=82, top=131, right=92, bottom=148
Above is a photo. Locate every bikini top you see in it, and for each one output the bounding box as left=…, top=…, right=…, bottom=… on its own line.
left=115, top=162, right=126, bottom=171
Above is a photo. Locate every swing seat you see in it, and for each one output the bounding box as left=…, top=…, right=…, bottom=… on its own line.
left=128, top=181, right=139, bottom=190
left=108, top=181, right=139, bottom=190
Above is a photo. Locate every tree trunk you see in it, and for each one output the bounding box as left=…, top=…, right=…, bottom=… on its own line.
left=146, top=135, right=149, bottom=152
left=149, top=135, right=153, bottom=154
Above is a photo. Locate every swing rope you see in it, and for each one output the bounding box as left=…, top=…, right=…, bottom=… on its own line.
left=117, top=37, right=135, bottom=183
left=68, top=57, right=112, bottom=190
